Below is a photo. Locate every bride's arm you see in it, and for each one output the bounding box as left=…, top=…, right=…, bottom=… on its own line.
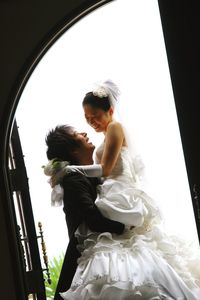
left=101, top=121, right=125, bottom=177
left=49, top=122, right=125, bottom=181
left=62, top=122, right=125, bottom=178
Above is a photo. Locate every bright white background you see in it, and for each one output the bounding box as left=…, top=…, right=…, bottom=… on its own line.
left=15, top=0, right=199, bottom=260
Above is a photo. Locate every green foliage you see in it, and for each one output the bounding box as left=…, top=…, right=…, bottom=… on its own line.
left=44, top=253, right=64, bottom=300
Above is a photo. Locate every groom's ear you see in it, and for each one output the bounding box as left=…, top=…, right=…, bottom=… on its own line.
left=70, top=149, right=79, bottom=159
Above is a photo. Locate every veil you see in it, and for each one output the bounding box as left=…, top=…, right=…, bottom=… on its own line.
left=93, top=79, right=146, bottom=183
left=92, top=79, right=120, bottom=108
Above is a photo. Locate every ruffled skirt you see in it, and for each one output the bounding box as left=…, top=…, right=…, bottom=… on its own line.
left=60, top=160, right=200, bottom=299
left=60, top=224, right=200, bottom=300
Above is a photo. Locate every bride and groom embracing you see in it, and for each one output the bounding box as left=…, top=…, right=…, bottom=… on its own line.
left=44, top=81, right=200, bottom=299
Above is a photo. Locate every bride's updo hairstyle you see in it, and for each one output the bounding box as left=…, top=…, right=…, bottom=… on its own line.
left=82, top=80, right=120, bottom=112
left=82, top=92, right=111, bottom=112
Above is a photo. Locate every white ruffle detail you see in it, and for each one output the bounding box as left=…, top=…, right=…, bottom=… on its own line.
left=132, top=155, right=146, bottom=179
left=60, top=145, right=200, bottom=300
left=51, top=184, right=64, bottom=207
left=60, top=280, right=176, bottom=300
left=95, top=148, right=161, bottom=228
left=61, top=226, right=200, bottom=300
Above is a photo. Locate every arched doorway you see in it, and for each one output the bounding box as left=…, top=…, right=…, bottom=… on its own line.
left=15, top=0, right=200, bottom=256
left=0, top=1, right=114, bottom=299
left=0, top=0, right=200, bottom=300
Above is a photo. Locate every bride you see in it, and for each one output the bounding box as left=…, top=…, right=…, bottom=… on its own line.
left=47, top=81, right=200, bottom=299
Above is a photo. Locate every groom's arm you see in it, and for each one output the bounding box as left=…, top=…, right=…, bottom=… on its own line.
left=63, top=174, right=125, bottom=235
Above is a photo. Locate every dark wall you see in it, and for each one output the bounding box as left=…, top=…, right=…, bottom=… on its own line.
left=158, top=1, right=200, bottom=230
left=0, top=1, right=111, bottom=299
left=0, top=0, right=200, bottom=299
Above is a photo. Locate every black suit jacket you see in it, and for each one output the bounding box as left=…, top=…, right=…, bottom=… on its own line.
left=54, top=173, right=124, bottom=299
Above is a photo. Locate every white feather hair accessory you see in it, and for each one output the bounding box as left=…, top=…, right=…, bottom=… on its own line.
left=92, top=79, right=120, bottom=107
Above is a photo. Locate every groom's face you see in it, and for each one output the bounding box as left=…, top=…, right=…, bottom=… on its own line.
left=73, top=131, right=95, bottom=156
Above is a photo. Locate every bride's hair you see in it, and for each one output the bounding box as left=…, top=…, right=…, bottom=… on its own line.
left=82, top=92, right=111, bottom=112
left=82, top=79, right=120, bottom=112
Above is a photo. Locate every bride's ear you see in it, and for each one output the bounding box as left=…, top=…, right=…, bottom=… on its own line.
left=109, top=107, right=114, bottom=115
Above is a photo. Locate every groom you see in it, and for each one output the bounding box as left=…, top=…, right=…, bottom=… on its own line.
left=45, top=125, right=125, bottom=300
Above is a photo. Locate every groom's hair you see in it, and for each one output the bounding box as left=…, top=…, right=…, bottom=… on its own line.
left=45, top=125, right=79, bottom=163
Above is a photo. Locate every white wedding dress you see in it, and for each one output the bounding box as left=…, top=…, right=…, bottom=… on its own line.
left=60, top=144, right=200, bottom=300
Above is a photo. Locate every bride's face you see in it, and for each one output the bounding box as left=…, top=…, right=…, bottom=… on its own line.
left=83, top=104, right=113, bottom=133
